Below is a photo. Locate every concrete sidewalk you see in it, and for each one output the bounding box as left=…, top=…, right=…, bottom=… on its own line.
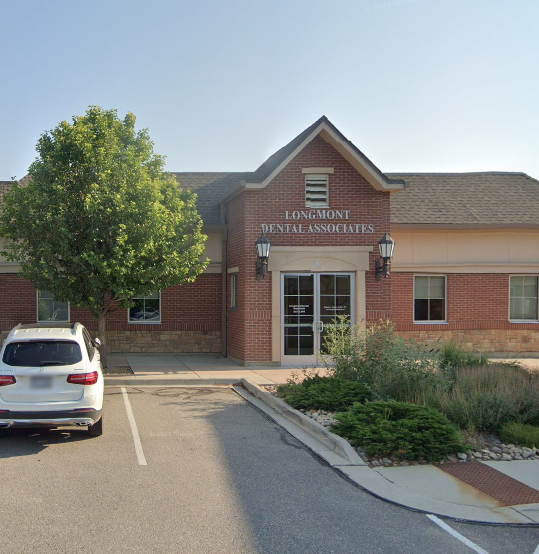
left=104, top=352, right=323, bottom=386
left=104, top=353, right=539, bottom=525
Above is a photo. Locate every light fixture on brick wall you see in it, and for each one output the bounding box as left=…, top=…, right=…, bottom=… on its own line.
left=375, top=233, right=395, bottom=281
left=256, top=233, right=271, bottom=280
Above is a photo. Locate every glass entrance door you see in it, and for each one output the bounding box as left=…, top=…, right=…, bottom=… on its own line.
left=281, top=273, right=354, bottom=366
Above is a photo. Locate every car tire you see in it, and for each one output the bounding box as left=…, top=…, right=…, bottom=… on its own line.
left=0, top=428, right=8, bottom=438
left=88, top=415, right=103, bottom=437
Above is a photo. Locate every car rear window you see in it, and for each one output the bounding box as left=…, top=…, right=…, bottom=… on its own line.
left=2, top=341, right=83, bottom=367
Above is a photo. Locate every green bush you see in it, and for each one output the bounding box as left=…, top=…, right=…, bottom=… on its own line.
left=323, top=320, right=440, bottom=403
left=438, top=341, right=488, bottom=372
left=427, top=363, right=539, bottom=432
left=500, top=422, right=539, bottom=448
left=332, top=400, right=463, bottom=461
left=277, top=375, right=372, bottom=412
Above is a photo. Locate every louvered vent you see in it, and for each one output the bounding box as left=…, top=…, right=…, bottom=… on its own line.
left=305, top=174, right=329, bottom=208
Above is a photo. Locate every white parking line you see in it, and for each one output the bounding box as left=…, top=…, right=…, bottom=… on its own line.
left=121, top=387, right=147, bottom=466
left=534, top=542, right=539, bottom=554
left=426, top=515, right=490, bottom=554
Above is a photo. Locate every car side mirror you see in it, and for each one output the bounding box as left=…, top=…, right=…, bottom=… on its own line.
left=93, top=338, right=101, bottom=348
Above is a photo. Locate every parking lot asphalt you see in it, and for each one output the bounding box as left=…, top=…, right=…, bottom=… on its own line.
left=103, top=353, right=539, bottom=526
left=1, top=386, right=539, bottom=554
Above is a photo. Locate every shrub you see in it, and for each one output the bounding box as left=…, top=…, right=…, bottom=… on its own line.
left=428, top=363, right=539, bottom=432
left=277, top=375, right=372, bottom=412
left=500, top=422, right=539, bottom=449
left=323, top=320, right=440, bottom=403
left=321, top=319, right=539, bottom=433
left=438, top=341, right=488, bottom=372
left=332, top=400, right=463, bottom=461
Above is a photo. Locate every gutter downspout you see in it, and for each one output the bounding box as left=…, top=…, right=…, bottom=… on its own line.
left=220, top=202, right=228, bottom=358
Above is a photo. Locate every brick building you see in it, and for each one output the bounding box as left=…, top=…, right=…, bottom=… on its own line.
left=2, top=117, right=539, bottom=364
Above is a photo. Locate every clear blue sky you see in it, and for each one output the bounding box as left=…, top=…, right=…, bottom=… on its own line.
left=1, top=0, right=538, bottom=180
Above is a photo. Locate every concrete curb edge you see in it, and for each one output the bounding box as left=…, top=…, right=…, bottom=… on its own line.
left=239, top=378, right=363, bottom=465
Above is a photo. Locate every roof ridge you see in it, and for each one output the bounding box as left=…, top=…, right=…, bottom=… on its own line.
left=387, top=171, right=530, bottom=177
left=170, top=171, right=247, bottom=175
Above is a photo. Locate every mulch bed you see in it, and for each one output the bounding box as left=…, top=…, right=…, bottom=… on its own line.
left=102, top=366, right=134, bottom=375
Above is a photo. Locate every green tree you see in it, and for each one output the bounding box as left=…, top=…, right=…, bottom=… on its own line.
left=0, top=106, right=207, bottom=366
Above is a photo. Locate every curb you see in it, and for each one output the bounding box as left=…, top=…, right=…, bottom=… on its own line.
left=239, top=378, right=362, bottom=465
left=237, top=378, right=539, bottom=526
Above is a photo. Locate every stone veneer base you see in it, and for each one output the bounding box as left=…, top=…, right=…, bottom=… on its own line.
left=397, top=328, right=539, bottom=353
left=105, top=329, right=222, bottom=354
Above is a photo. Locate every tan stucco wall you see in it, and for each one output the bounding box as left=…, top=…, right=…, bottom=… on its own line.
left=0, top=230, right=224, bottom=274
left=202, top=229, right=223, bottom=274
left=0, top=237, right=19, bottom=273
left=392, top=229, right=539, bottom=273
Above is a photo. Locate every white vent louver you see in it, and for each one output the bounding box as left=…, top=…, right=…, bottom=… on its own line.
left=305, top=174, right=329, bottom=208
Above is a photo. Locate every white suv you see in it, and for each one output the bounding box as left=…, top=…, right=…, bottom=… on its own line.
left=0, top=323, right=104, bottom=436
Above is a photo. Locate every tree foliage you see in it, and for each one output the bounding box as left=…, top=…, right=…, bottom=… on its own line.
left=0, top=106, right=207, bottom=360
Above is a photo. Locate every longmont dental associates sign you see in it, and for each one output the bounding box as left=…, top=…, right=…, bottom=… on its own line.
left=261, top=210, right=374, bottom=234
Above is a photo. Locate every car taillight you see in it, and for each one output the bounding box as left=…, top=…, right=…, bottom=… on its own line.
left=67, top=371, right=98, bottom=386
left=0, top=376, right=16, bottom=386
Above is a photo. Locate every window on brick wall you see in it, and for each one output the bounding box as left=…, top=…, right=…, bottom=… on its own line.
left=128, top=291, right=161, bottom=323
left=231, top=274, right=238, bottom=309
left=305, top=174, right=329, bottom=208
left=510, top=276, right=538, bottom=321
left=37, top=290, right=69, bottom=322
left=414, top=276, right=446, bottom=322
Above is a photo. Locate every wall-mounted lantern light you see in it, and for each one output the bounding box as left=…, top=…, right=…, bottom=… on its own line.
left=375, top=233, right=395, bottom=281
left=256, top=233, right=271, bottom=280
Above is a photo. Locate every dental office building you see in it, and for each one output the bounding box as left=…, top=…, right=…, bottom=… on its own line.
left=2, top=116, right=539, bottom=365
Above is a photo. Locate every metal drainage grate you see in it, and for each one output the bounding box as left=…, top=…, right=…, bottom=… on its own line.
left=436, top=462, right=539, bottom=507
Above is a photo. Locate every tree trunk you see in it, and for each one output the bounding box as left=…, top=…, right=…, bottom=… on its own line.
left=97, top=311, right=108, bottom=368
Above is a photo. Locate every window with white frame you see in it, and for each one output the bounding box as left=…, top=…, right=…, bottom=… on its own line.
left=305, top=174, right=329, bottom=208
left=231, top=274, right=238, bottom=309
left=128, top=291, right=161, bottom=323
left=414, top=276, right=446, bottom=322
left=37, top=290, right=69, bottom=322
left=510, top=276, right=538, bottom=321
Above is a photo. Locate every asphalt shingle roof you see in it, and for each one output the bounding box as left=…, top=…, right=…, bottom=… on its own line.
left=249, top=117, right=328, bottom=184
left=172, top=172, right=248, bottom=226
left=388, top=172, right=539, bottom=226
left=174, top=171, right=539, bottom=228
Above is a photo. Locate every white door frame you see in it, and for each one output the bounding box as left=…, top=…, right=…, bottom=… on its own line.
left=268, top=246, right=372, bottom=366
left=281, top=272, right=355, bottom=366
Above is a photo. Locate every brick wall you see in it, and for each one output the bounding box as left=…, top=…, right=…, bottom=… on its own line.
left=225, top=135, right=393, bottom=363
left=391, top=272, right=539, bottom=352
left=226, top=193, right=248, bottom=361
left=0, top=273, right=222, bottom=353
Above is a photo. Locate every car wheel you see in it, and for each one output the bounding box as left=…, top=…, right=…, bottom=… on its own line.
left=0, top=428, right=8, bottom=438
left=88, top=415, right=103, bottom=437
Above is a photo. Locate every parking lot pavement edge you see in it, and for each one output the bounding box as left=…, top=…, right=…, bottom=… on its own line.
left=237, top=378, right=539, bottom=527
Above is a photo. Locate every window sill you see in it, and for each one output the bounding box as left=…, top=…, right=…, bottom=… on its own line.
left=413, top=321, right=448, bottom=325
left=509, top=320, right=539, bottom=324
left=128, top=321, right=162, bottom=325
